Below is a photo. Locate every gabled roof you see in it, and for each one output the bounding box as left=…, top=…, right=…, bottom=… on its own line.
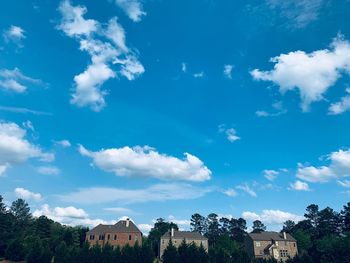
left=248, top=231, right=296, bottom=242
left=161, top=230, right=207, bottom=240
left=87, top=220, right=142, bottom=234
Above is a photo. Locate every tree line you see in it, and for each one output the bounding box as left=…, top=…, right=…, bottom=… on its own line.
left=0, top=194, right=349, bottom=262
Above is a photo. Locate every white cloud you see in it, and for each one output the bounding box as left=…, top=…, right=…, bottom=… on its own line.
left=37, top=166, right=60, bottom=175
left=329, top=88, right=350, bottom=115
left=0, top=68, right=44, bottom=93
left=138, top=223, right=153, bottom=235
left=223, top=188, right=238, bottom=197
left=242, top=209, right=303, bottom=224
left=168, top=215, right=191, bottom=228
left=263, top=169, right=279, bottom=181
left=55, top=139, right=71, bottom=148
left=57, top=0, right=144, bottom=111
left=0, top=121, right=54, bottom=176
left=114, top=0, right=146, bottom=22
left=79, top=145, right=211, bottom=182
left=0, top=106, right=51, bottom=116
left=15, top=188, right=42, bottom=201
left=236, top=183, right=257, bottom=197
left=218, top=125, right=240, bottom=143
left=181, top=63, right=187, bottom=73
left=193, top=72, right=204, bottom=78
left=3, top=25, right=26, bottom=47
left=33, top=204, right=113, bottom=227
left=60, top=183, right=211, bottom=205
left=256, top=101, right=287, bottom=117
left=297, top=148, right=350, bottom=183
left=289, top=180, right=311, bottom=191
left=266, top=0, right=324, bottom=28
left=251, top=36, right=350, bottom=111
left=223, top=64, right=233, bottom=79
left=337, top=180, right=350, bottom=188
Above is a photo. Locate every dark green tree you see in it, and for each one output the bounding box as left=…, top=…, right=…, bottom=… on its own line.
left=341, top=202, right=350, bottom=232
left=162, top=239, right=179, bottom=263
left=54, top=241, right=71, bottom=263
left=5, top=239, right=25, bottom=261
left=282, top=220, right=296, bottom=233
left=252, top=220, right=266, bottom=233
left=190, top=213, right=206, bottom=234
left=206, top=213, right=220, bottom=245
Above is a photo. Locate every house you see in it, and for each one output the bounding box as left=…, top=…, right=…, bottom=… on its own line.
left=159, top=228, right=208, bottom=258
left=244, top=231, right=298, bottom=261
left=85, top=218, right=142, bottom=248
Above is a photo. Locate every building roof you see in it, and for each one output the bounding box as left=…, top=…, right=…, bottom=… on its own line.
left=161, top=230, right=207, bottom=240
left=87, top=219, right=142, bottom=234
left=248, top=231, right=296, bottom=242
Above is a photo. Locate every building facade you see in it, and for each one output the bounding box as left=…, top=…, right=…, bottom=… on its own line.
left=159, top=229, right=208, bottom=258
left=245, top=231, right=298, bottom=262
left=85, top=218, right=142, bottom=248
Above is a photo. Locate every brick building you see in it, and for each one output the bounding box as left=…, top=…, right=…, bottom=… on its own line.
left=245, top=231, right=298, bottom=261
left=86, top=218, right=142, bottom=248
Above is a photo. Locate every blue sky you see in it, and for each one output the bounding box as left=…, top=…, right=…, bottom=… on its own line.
left=1, top=0, right=350, bottom=233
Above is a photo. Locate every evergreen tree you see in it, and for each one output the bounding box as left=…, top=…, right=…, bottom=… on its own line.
left=162, top=239, right=179, bottom=263
left=252, top=220, right=266, bottom=233
left=198, top=243, right=209, bottom=263
left=317, top=207, right=341, bottom=238
left=341, top=202, right=350, bottom=232
left=54, top=241, right=70, bottom=263
left=26, top=237, right=52, bottom=263
left=190, top=213, right=206, bottom=234
left=282, top=220, right=296, bottom=233
left=304, top=204, right=319, bottom=228
left=229, top=218, right=247, bottom=242
left=5, top=239, right=25, bottom=261
left=206, top=213, right=220, bottom=245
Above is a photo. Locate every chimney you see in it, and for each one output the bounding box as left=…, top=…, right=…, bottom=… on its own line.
left=126, top=218, right=130, bottom=228
left=171, top=228, right=174, bottom=237
left=283, top=231, right=287, bottom=240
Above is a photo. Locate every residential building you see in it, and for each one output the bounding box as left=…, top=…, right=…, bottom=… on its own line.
left=159, top=228, right=208, bottom=258
left=85, top=218, right=142, bottom=248
left=245, top=231, right=298, bottom=261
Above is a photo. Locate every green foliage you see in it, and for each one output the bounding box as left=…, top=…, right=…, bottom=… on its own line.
left=252, top=220, right=266, bottom=233
left=5, top=239, right=25, bottom=261
left=162, top=239, right=179, bottom=263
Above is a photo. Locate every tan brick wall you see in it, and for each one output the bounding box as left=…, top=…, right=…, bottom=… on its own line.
left=159, top=238, right=208, bottom=258
left=250, top=239, right=298, bottom=262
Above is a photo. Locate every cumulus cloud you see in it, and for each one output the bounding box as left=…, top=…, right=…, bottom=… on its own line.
left=114, top=0, right=146, bottom=22
left=251, top=36, right=350, bottom=112
left=3, top=25, right=26, bottom=47
left=59, top=183, right=211, bottom=205
left=57, top=0, right=144, bottom=111
left=0, top=68, right=45, bottom=93
left=0, top=121, right=54, bottom=176
left=329, top=88, right=350, bottom=115
left=297, top=148, right=350, bottom=183
left=15, top=188, right=42, bottom=201
left=236, top=183, right=257, bottom=197
left=78, top=145, right=211, bottom=182
left=242, top=209, right=303, bottom=224
left=289, top=180, right=311, bottom=191
left=33, top=204, right=112, bottom=227
left=223, top=64, right=233, bottom=79
left=37, top=166, right=60, bottom=175
left=263, top=169, right=279, bottom=181
left=218, top=125, right=240, bottom=143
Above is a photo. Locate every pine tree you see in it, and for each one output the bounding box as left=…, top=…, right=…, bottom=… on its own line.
left=162, top=239, right=179, bottom=263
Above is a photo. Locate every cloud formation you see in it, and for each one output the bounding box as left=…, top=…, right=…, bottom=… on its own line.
left=0, top=121, right=53, bottom=176
left=242, top=209, right=303, bottom=224
left=297, top=148, right=350, bottom=183
left=223, top=65, right=233, bottom=79
left=37, top=166, right=60, bottom=175
left=79, top=145, right=211, bottom=182
left=289, top=180, right=311, bottom=191
left=57, top=0, right=144, bottom=111
left=60, top=183, right=211, bottom=205
left=0, top=68, right=44, bottom=93
left=236, top=183, right=257, bottom=197
left=329, top=88, right=350, bottom=115
left=218, top=125, right=240, bottom=143
left=263, top=169, right=279, bottom=181
left=114, top=0, right=146, bottom=22
left=3, top=25, right=26, bottom=47
left=15, top=188, right=42, bottom=201
left=251, top=36, right=350, bottom=111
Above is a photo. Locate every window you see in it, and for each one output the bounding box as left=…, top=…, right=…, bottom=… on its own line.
left=279, top=250, right=289, bottom=257
left=293, top=243, right=296, bottom=247
left=107, top=234, right=110, bottom=240
left=129, top=235, right=132, bottom=241
left=99, top=234, right=105, bottom=240
left=255, top=241, right=261, bottom=247
left=90, top=235, right=95, bottom=240
left=114, top=234, right=117, bottom=240
left=275, top=241, right=279, bottom=246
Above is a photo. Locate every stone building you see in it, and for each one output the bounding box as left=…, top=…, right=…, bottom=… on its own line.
left=85, top=218, right=142, bottom=248
left=159, top=228, right=208, bottom=258
left=245, top=231, right=298, bottom=261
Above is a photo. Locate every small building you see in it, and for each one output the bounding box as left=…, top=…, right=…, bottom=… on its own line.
left=245, top=231, right=298, bottom=262
left=86, top=218, right=142, bottom=248
left=159, top=229, right=208, bottom=258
